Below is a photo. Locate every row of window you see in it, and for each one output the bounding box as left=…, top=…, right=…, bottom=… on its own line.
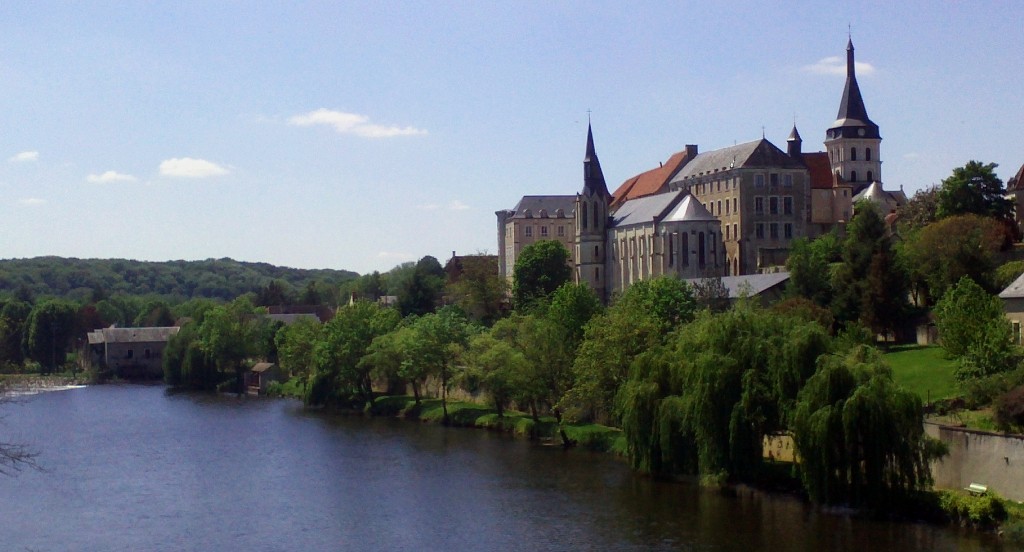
left=520, top=225, right=568, bottom=238
left=754, top=223, right=794, bottom=240
left=753, top=196, right=794, bottom=216
left=709, top=197, right=738, bottom=217
left=833, top=146, right=872, bottom=162
left=753, top=173, right=794, bottom=188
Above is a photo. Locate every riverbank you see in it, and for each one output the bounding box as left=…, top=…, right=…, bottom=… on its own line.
left=0, top=373, right=88, bottom=395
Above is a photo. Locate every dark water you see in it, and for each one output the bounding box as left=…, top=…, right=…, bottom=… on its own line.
left=0, top=386, right=1005, bottom=551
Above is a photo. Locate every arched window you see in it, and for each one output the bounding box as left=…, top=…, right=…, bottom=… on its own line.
left=865, top=148, right=872, bottom=161
left=850, top=147, right=857, bottom=161
left=851, top=170, right=858, bottom=182
left=581, top=203, right=588, bottom=229
left=681, top=233, right=689, bottom=267
left=592, top=201, right=599, bottom=228
left=867, top=171, right=873, bottom=182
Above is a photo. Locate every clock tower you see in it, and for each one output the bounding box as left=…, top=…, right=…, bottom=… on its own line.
left=825, top=38, right=881, bottom=194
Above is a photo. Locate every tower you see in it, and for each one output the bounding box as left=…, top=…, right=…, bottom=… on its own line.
left=575, top=123, right=610, bottom=302
left=825, top=38, right=881, bottom=194
left=787, top=124, right=802, bottom=158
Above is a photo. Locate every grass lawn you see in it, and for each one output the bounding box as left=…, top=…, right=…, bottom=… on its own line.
left=883, top=344, right=960, bottom=402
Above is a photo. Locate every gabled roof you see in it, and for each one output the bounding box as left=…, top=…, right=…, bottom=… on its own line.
left=505, top=195, right=576, bottom=219
left=1007, top=163, right=1024, bottom=192
left=671, top=139, right=802, bottom=183
left=88, top=326, right=180, bottom=344
left=684, top=272, right=790, bottom=299
left=610, top=189, right=686, bottom=228
left=610, top=150, right=692, bottom=208
left=1001, top=271, right=1024, bottom=299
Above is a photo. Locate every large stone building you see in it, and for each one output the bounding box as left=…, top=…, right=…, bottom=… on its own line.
left=497, top=39, right=889, bottom=301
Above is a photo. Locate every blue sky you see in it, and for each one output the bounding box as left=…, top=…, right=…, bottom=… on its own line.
left=1, top=2, right=1021, bottom=275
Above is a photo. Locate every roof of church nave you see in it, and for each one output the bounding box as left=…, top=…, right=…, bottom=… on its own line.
left=610, top=189, right=715, bottom=228
left=610, top=149, right=693, bottom=208
left=671, top=139, right=804, bottom=184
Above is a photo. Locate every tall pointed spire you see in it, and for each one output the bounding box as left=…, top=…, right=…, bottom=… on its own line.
left=827, top=37, right=879, bottom=140
left=583, top=122, right=609, bottom=197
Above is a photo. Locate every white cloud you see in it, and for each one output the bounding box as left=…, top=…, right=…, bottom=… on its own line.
left=87, top=170, right=137, bottom=183
left=448, top=200, right=470, bottom=211
left=9, top=151, right=39, bottom=163
left=159, top=157, right=230, bottom=178
left=289, top=108, right=427, bottom=138
left=17, top=198, right=45, bottom=205
left=802, top=56, right=876, bottom=76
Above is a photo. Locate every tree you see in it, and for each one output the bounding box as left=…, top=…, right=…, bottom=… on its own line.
left=197, top=296, right=270, bottom=394
left=995, top=260, right=1024, bottom=291
left=397, top=256, right=446, bottom=317
left=546, top=282, right=603, bottom=347
left=133, top=299, right=175, bottom=327
left=902, top=214, right=1004, bottom=302
left=257, top=279, right=294, bottom=307
left=307, top=301, right=400, bottom=408
left=24, top=299, right=78, bottom=373
left=934, top=276, right=1017, bottom=381
left=785, top=232, right=840, bottom=307
left=792, top=347, right=944, bottom=508
left=274, top=316, right=322, bottom=389
left=445, top=255, right=508, bottom=326
left=936, top=161, right=1014, bottom=223
left=512, top=240, right=572, bottom=310
left=0, top=300, right=31, bottom=366
left=896, top=185, right=940, bottom=235
left=462, top=332, right=528, bottom=417
left=402, top=307, right=475, bottom=423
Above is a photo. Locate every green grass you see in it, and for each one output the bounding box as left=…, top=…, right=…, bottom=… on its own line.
left=883, top=345, right=960, bottom=402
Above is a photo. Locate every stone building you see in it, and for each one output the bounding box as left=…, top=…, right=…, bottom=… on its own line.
left=87, top=326, right=180, bottom=379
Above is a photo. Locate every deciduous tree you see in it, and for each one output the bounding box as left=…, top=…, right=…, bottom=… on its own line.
left=512, top=240, right=572, bottom=310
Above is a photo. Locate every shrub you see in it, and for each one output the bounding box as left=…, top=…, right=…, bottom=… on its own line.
left=994, top=385, right=1024, bottom=431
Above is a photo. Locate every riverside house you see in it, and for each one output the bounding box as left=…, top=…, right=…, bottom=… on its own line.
left=87, top=326, right=180, bottom=379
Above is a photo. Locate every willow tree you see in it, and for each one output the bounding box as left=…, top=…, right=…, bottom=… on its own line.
left=792, top=347, right=945, bottom=508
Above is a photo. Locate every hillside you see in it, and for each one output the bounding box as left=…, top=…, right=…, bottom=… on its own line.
left=0, top=256, right=359, bottom=301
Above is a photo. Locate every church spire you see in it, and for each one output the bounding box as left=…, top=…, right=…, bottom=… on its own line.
left=583, top=122, right=609, bottom=197
left=827, top=37, right=879, bottom=140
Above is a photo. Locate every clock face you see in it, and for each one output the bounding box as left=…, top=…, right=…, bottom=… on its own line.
left=858, top=128, right=865, bottom=137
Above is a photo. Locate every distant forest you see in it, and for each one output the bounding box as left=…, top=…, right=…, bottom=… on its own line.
left=0, top=257, right=359, bottom=302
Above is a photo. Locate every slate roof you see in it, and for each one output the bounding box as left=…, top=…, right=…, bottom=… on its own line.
left=1000, top=271, right=1024, bottom=299
left=853, top=181, right=908, bottom=207
left=828, top=39, right=880, bottom=139
left=684, top=272, right=790, bottom=299
left=506, top=195, right=576, bottom=219
left=88, top=326, right=180, bottom=344
left=671, top=139, right=802, bottom=183
left=664, top=193, right=717, bottom=222
left=610, top=189, right=684, bottom=227
left=610, top=149, right=692, bottom=208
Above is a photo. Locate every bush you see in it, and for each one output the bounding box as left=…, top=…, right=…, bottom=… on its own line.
left=937, top=490, right=1008, bottom=528
left=994, top=385, right=1024, bottom=431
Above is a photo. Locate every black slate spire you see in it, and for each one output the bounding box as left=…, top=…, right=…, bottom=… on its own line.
left=827, top=38, right=880, bottom=139
left=583, top=123, right=609, bottom=197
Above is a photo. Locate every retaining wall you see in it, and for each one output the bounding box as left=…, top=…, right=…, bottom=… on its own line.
left=925, top=422, right=1024, bottom=501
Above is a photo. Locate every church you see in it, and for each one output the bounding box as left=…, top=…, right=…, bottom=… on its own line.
left=496, top=39, right=902, bottom=303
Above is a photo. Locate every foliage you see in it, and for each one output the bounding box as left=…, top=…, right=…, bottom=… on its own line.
left=0, top=256, right=357, bottom=303
left=995, top=260, right=1024, bottom=291
left=994, top=385, right=1024, bottom=432
left=831, top=202, right=910, bottom=335
left=771, top=297, right=834, bottom=331
left=23, top=299, right=79, bottom=373
left=397, top=256, right=446, bottom=317
left=785, top=232, right=841, bottom=307
left=792, top=347, right=944, bottom=508
left=512, top=240, right=572, bottom=310
left=0, top=300, right=31, bottom=366
left=274, top=316, right=323, bottom=388
left=196, top=296, right=273, bottom=392
left=306, top=301, right=401, bottom=408
left=399, top=307, right=476, bottom=422
left=934, top=276, right=1017, bottom=381
left=901, top=214, right=1005, bottom=303
left=462, top=332, right=529, bottom=417
left=936, top=160, right=1014, bottom=223
left=896, top=185, right=939, bottom=235
left=546, top=282, right=603, bottom=347
left=691, top=277, right=730, bottom=313
left=444, top=254, right=507, bottom=326
left=937, top=490, right=1008, bottom=529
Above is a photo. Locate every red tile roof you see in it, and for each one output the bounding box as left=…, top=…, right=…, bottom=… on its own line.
left=610, top=150, right=690, bottom=208
left=802, top=151, right=844, bottom=189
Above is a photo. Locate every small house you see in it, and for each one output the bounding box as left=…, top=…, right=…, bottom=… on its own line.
left=246, top=362, right=281, bottom=396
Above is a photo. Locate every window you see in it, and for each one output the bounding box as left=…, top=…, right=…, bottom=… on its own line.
left=557, top=226, right=565, bottom=237
left=668, top=233, right=675, bottom=266
left=866, top=148, right=872, bottom=161
left=755, top=197, right=764, bottom=214
left=581, top=203, right=588, bottom=229
left=851, top=170, right=858, bottom=182
left=867, top=171, right=873, bottom=182
left=717, top=181, right=721, bottom=192
left=592, top=202, right=599, bottom=228
left=594, top=245, right=600, bottom=260
left=144, top=348, right=152, bottom=360
left=540, top=226, right=548, bottom=237
left=525, top=226, right=532, bottom=237
left=733, top=223, right=737, bottom=241
left=681, top=232, right=689, bottom=267
left=850, top=147, right=857, bottom=161
left=698, top=232, right=706, bottom=269
left=726, top=200, right=730, bottom=215
left=755, top=174, right=765, bottom=188
left=784, top=223, right=793, bottom=239
left=783, top=196, right=793, bottom=215
left=594, top=267, right=599, bottom=282
left=726, top=226, right=730, bottom=240
left=733, top=198, right=737, bottom=213
left=770, top=173, right=779, bottom=188
left=784, top=174, right=793, bottom=187
left=755, top=223, right=764, bottom=239
left=770, top=223, right=779, bottom=239
left=769, top=197, right=779, bottom=215
left=126, top=349, right=134, bottom=359
left=1015, top=321, right=1022, bottom=345
left=717, top=200, right=722, bottom=215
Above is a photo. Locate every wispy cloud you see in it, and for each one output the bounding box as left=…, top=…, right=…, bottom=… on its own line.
left=448, top=200, right=470, bottom=211
left=159, top=157, right=230, bottom=178
left=9, top=151, right=39, bottom=163
left=289, top=109, right=427, bottom=138
left=802, top=56, right=876, bottom=76
left=87, top=170, right=137, bottom=183
left=17, top=198, right=45, bottom=205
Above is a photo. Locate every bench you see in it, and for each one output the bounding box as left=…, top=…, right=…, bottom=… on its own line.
left=966, top=483, right=988, bottom=496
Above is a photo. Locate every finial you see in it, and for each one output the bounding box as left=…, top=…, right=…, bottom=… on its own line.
left=761, top=125, right=765, bottom=139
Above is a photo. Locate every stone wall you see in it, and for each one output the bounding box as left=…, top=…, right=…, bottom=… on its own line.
left=925, top=422, right=1024, bottom=501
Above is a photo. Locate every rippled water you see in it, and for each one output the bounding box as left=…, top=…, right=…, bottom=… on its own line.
left=0, top=386, right=1002, bottom=551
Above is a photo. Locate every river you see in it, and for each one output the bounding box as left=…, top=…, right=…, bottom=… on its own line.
left=0, top=385, right=1004, bottom=551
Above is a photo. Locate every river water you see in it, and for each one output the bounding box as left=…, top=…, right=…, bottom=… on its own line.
left=0, top=385, right=1005, bottom=551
